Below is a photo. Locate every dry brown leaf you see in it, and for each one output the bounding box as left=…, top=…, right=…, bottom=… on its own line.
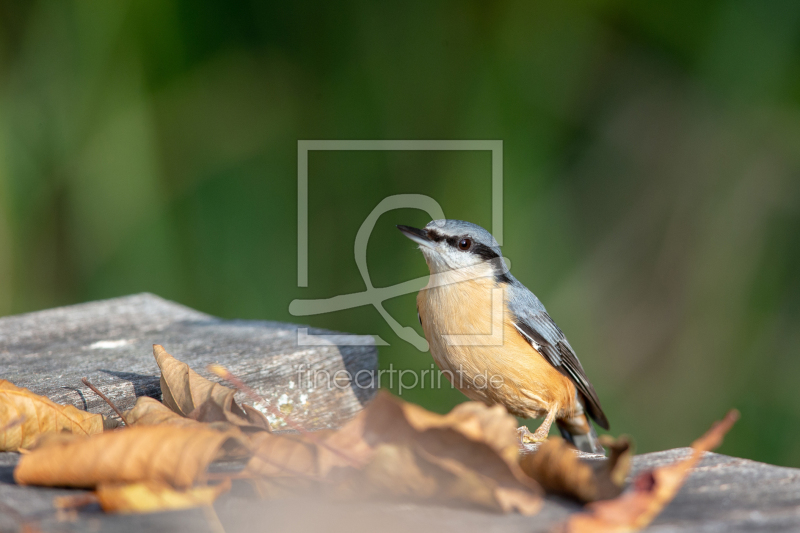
left=245, top=432, right=325, bottom=498
left=247, top=391, right=542, bottom=515
left=317, top=393, right=523, bottom=472
left=352, top=395, right=541, bottom=514
left=153, top=345, right=270, bottom=432
left=0, top=380, right=103, bottom=451
left=96, top=480, right=231, bottom=513
left=124, top=396, right=252, bottom=461
left=560, top=409, right=740, bottom=533
left=125, top=396, right=201, bottom=427
left=127, top=396, right=243, bottom=432
left=397, top=400, right=522, bottom=464
left=519, top=436, right=632, bottom=503
left=185, top=395, right=270, bottom=429
left=14, top=425, right=249, bottom=489
left=247, top=431, right=321, bottom=478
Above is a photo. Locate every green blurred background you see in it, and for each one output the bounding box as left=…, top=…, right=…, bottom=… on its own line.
left=1, top=1, right=799, bottom=466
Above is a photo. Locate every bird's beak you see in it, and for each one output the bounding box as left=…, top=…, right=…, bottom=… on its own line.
left=396, top=225, right=434, bottom=249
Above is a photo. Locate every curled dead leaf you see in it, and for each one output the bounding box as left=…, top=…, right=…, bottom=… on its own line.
left=317, top=393, right=525, bottom=473
left=153, top=345, right=270, bottom=432
left=0, top=380, right=103, bottom=451
left=126, top=396, right=248, bottom=439
left=14, top=425, right=249, bottom=489
left=96, top=480, right=231, bottom=513
left=247, top=391, right=542, bottom=515
left=519, top=436, right=632, bottom=503
left=358, top=395, right=542, bottom=514
left=125, top=396, right=201, bottom=428
left=560, top=409, right=740, bottom=533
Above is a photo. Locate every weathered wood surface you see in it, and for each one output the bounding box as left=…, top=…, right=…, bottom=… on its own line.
left=1, top=448, right=799, bottom=532
left=1, top=295, right=799, bottom=532
left=0, top=293, right=377, bottom=430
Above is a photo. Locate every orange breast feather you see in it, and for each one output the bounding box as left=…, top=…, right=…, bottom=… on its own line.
left=418, top=275, right=577, bottom=419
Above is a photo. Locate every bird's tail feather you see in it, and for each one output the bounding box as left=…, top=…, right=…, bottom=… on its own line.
left=556, top=413, right=605, bottom=455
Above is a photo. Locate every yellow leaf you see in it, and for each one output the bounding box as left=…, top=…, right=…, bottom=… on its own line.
left=0, top=380, right=103, bottom=451
left=96, top=480, right=230, bottom=513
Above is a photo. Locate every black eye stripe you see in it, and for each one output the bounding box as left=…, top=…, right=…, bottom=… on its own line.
left=470, top=243, right=500, bottom=260
left=428, top=231, right=498, bottom=258
left=426, top=229, right=445, bottom=242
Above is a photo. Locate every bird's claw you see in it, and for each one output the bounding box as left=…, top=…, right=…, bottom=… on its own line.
left=517, top=426, right=548, bottom=444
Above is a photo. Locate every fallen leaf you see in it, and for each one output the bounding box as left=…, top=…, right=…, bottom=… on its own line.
left=96, top=480, right=231, bottom=513
left=14, top=425, right=249, bottom=489
left=0, top=416, right=25, bottom=438
left=247, top=431, right=321, bottom=478
left=318, top=393, right=525, bottom=473
left=245, top=431, right=326, bottom=499
left=186, top=395, right=269, bottom=429
left=349, top=395, right=541, bottom=514
left=0, top=380, right=103, bottom=451
left=153, top=345, right=270, bottom=432
left=247, top=391, right=542, bottom=514
left=125, top=396, right=201, bottom=428
left=560, top=409, right=740, bottom=533
left=519, top=436, right=632, bottom=503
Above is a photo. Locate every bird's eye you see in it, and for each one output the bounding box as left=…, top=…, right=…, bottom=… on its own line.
left=458, top=238, right=472, bottom=251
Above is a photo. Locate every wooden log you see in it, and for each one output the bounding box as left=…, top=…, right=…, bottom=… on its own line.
left=0, top=293, right=378, bottom=430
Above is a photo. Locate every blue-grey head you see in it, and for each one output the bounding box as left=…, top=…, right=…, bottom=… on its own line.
left=397, top=219, right=508, bottom=277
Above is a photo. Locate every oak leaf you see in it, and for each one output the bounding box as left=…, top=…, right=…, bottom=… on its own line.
left=153, top=345, right=270, bottom=432
left=0, top=380, right=103, bottom=451
left=14, top=425, right=248, bottom=489
left=560, top=410, right=739, bottom=533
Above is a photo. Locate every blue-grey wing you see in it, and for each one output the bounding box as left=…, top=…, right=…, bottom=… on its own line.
left=507, top=283, right=610, bottom=430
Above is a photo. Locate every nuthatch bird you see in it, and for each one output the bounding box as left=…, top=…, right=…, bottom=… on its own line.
left=398, top=219, right=609, bottom=454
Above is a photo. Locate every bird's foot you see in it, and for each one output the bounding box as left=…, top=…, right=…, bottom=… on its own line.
left=517, top=426, right=549, bottom=444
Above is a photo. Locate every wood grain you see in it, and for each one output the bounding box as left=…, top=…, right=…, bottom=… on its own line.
left=0, top=293, right=378, bottom=431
